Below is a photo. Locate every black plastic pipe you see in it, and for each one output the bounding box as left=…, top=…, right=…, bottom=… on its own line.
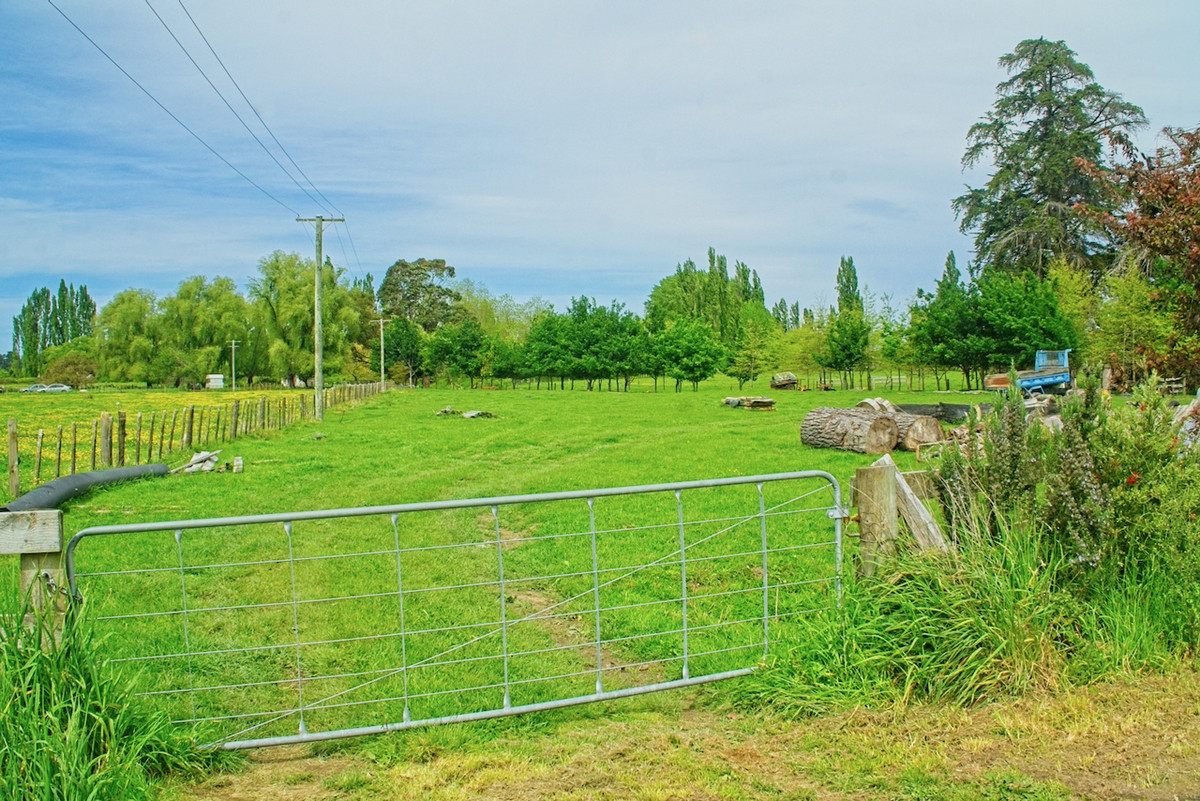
left=2, top=464, right=169, bottom=512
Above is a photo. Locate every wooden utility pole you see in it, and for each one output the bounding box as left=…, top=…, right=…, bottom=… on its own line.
left=229, top=339, right=238, bottom=391
left=296, top=215, right=344, bottom=422
left=374, top=317, right=389, bottom=393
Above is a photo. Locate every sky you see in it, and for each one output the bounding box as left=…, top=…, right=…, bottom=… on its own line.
left=2, top=1, right=1199, bottom=350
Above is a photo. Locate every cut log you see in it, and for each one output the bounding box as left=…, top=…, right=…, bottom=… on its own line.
left=891, top=412, right=944, bottom=452
left=855, top=397, right=900, bottom=414
left=801, top=407, right=897, bottom=454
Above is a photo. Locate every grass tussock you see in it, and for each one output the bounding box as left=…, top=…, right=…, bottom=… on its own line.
left=0, top=599, right=232, bottom=801
left=737, top=376, right=1200, bottom=718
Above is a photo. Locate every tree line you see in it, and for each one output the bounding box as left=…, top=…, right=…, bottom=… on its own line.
left=6, top=38, right=1198, bottom=393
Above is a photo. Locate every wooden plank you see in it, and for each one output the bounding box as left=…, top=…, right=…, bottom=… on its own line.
left=901, top=470, right=936, bottom=500
left=876, top=455, right=950, bottom=553
left=0, top=510, right=63, bottom=555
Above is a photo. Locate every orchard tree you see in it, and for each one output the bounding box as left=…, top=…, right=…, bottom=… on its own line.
left=381, top=317, right=424, bottom=386
left=657, top=318, right=724, bottom=392
left=954, top=38, right=1146, bottom=277
left=728, top=304, right=777, bottom=389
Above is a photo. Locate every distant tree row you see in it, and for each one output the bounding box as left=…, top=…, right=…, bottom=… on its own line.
left=6, top=38, right=1198, bottom=393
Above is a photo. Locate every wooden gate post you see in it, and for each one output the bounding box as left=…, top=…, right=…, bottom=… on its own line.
left=1, top=510, right=66, bottom=637
left=854, top=460, right=898, bottom=578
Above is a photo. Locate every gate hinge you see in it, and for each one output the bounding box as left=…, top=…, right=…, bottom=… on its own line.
left=827, top=506, right=851, bottom=521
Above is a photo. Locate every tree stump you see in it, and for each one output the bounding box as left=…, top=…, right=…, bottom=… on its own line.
left=800, top=408, right=898, bottom=454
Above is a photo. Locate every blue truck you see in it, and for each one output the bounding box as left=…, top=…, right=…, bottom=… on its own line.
left=984, top=349, right=1072, bottom=395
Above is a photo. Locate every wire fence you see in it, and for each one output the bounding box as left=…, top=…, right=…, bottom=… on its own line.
left=4, top=383, right=385, bottom=502
left=65, top=471, right=845, bottom=749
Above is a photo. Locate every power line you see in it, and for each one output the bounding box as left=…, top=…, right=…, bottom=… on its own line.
left=171, top=0, right=366, bottom=277
left=143, top=0, right=332, bottom=215
left=45, top=0, right=301, bottom=217
left=174, top=0, right=346, bottom=219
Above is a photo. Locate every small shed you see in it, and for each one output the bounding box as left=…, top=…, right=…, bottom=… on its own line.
left=205, top=374, right=225, bottom=389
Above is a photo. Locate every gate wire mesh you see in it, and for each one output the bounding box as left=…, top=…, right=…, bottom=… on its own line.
left=65, top=471, right=844, bottom=750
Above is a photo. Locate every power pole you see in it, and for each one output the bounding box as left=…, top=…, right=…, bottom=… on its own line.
left=229, top=339, right=238, bottom=391
left=296, top=215, right=343, bottom=421
left=373, top=317, right=390, bottom=394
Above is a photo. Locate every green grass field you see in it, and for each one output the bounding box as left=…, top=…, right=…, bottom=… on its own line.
left=35, top=382, right=947, bottom=741
left=34, top=379, right=1191, bottom=800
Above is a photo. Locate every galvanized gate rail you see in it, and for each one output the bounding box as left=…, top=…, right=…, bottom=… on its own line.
left=66, top=471, right=845, bottom=749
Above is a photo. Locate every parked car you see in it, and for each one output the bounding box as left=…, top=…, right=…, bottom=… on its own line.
left=42, top=383, right=73, bottom=393
left=20, top=384, right=47, bottom=393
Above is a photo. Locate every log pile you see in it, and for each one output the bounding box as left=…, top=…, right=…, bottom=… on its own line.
left=854, top=398, right=943, bottom=451
left=801, top=400, right=945, bottom=454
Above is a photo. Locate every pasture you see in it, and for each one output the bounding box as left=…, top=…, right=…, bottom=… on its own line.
left=8, top=382, right=1196, bottom=800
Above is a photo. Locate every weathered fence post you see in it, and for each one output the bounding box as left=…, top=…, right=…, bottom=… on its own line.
left=34, top=430, right=44, bottom=483
left=1, top=509, right=66, bottom=638
left=90, top=420, right=97, bottom=470
left=100, top=413, right=113, bottom=468
left=230, top=400, right=240, bottom=440
left=257, top=396, right=266, bottom=431
left=135, top=413, right=143, bottom=465
left=117, top=412, right=126, bottom=467
left=55, top=426, right=63, bottom=478
left=183, top=406, right=194, bottom=450
left=7, top=420, right=18, bottom=499
left=854, top=460, right=898, bottom=578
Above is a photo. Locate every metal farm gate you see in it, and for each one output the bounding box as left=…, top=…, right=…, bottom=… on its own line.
left=65, top=471, right=845, bottom=749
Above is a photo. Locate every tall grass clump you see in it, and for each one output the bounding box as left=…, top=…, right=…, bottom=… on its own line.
left=0, top=599, right=227, bottom=800
left=735, top=375, right=1200, bottom=717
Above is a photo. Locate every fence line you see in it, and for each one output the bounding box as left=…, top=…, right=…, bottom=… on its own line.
left=5, top=383, right=386, bottom=501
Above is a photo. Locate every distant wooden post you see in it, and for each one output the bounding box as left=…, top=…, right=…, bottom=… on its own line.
left=183, top=406, right=194, bottom=450
left=1, top=510, right=67, bottom=638
left=854, top=460, right=898, bottom=578
left=90, top=420, right=98, bottom=470
left=7, top=420, right=18, bottom=499
left=116, top=412, right=126, bottom=467
left=258, top=396, right=266, bottom=431
left=135, top=413, right=143, bottom=465
left=55, top=426, right=63, bottom=478
left=230, top=400, right=240, bottom=440
left=99, top=413, right=113, bottom=468
left=34, top=430, right=44, bottom=483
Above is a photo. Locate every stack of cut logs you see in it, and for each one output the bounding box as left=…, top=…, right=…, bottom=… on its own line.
left=801, top=397, right=944, bottom=454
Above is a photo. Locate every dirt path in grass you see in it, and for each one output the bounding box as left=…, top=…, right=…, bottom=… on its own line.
left=177, top=669, right=1200, bottom=800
